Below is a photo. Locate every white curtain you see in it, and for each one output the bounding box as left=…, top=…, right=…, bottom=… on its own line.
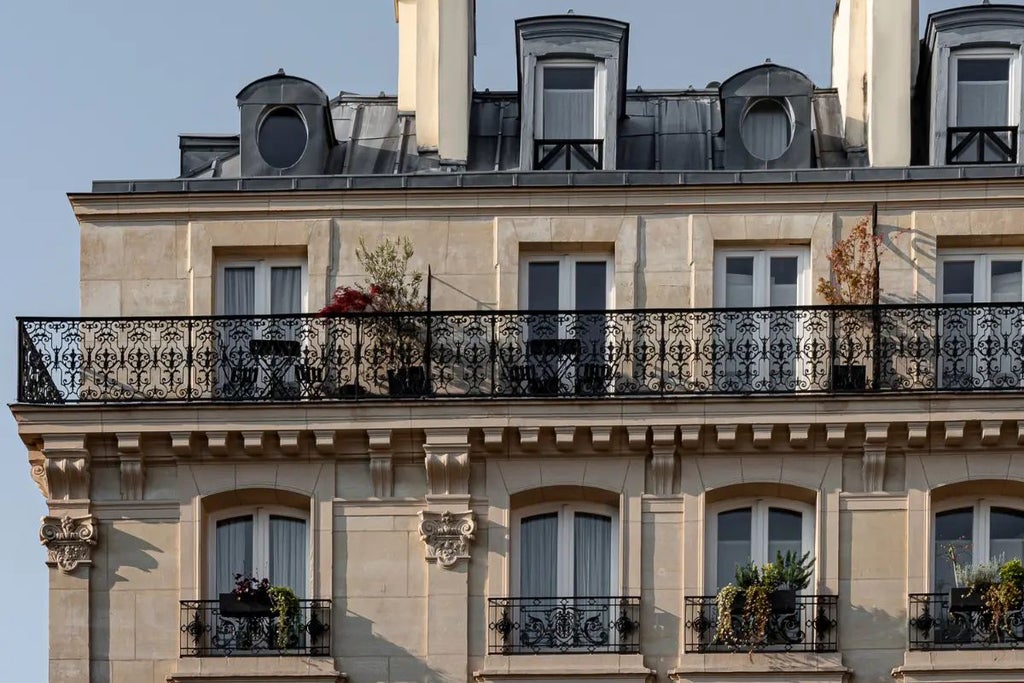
left=223, top=268, right=256, bottom=316
left=543, top=90, right=595, bottom=140
left=270, top=267, right=302, bottom=315
left=216, top=516, right=254, bottom=595
left=521, top=513, right=558, bottom=597
left=958, top=80, right=1009, bottom=127
left=573, top=513, right=611, bottom=597
left=269, top=515, right=308, bottom=595
left=742, top=102, right=791, bottom=161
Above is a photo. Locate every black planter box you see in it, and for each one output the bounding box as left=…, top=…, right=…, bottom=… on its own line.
left=770, top=588, right=797, bottom=614
left=387, top=366, right=431, bottom=397
left=219, top=592, right=273, bottom=617
left=949, top=586, right=987, bottom=611
left=832, top=364, right=867, bottom=391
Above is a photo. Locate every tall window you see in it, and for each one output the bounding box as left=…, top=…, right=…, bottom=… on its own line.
left=535, top=62, right=603, bottom=169
left=939, top=251, right=1024, bottom=388
left=948, top=51, right=1018, bottom=163
left=513, top=503, right=617, bottom=597
left=934, top=500, right=1024, bottom=593
left=714, top=248, right=809, bottom=392
left=708, top=499, right=814, bottom=591
left=210, top=507, right=309, bottom=597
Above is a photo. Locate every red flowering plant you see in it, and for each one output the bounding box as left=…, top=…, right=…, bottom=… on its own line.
left=232, top=573, right=272, bottom=602
left=816, top=213, right=884, bottom=306
left=318, top=284, right=381, bottom=316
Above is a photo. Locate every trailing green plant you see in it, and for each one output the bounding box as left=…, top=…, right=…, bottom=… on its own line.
left=1000, top=558, right=1024, bottom=589
left=714, top=583, right=741, bottom=645
left=268, top=585, right=300, bottom=649
left=776, top=550, right=815, bottom=591
left=743, top=583, right=772, bottom=646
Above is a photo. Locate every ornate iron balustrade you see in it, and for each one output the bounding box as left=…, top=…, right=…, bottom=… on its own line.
left=179, top=599, right=331, bottom=657
left=534, top=138, right=603, bottom=170
left=17, top=303, right=1024, bottom=404
left=946, top=126, right=1019, bottom=164
left=487, top=596, right=640, bottom=655
left=684, top=594, right=838, bottom=653
left=909, top=592, right=1024, bottom=650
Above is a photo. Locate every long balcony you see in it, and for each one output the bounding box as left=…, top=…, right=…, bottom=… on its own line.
left=684, top=594, right=839, bottom=653
left=909, top=592, right=1024, bottom=650
left=179, top=599, right=331, bottom=657
left=487, top=596, right=640, bottom=655
left=17, top=303, right=1024, bottom=405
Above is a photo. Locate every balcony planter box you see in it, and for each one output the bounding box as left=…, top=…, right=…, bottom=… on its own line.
left=387, top=366, right=430, bottom=397
left=949, top=586, right=988, bottom=611
left=218, top=592, right=273, bottom=618
left=832, top=364, right=867, bottom=391
left=727, top=588, right=797, bottom=618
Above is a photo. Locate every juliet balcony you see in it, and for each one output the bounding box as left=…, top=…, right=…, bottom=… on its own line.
left=909, top=592, right=1024, bottom=650
left=487, top=596, right=641, bottom=655
left=179, top=599, right=332, bottom=657
left=684, top=594, right=839, bottom=653
left=17, top=303, right=1024, bottom=405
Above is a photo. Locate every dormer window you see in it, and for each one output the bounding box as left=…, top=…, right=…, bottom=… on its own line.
left=740, top=98, right=793, bottom=161
left=948, top=51, right=1018, bottom=164
left=257, top=107, right=308, bottom=169
left=535, top=63, right=604, bottom=170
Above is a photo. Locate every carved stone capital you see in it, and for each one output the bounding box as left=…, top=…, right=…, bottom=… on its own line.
left=418, top=510, right=475, bottom=569
left=40, top=515, right=97, bottom=573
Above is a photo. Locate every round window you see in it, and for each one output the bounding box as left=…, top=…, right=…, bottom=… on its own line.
left=740, top=99, right=792, bottom=161
left=257, top=107, right=307, bottom=169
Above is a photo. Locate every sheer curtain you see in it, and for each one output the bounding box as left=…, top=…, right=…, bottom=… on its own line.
left=270, top=267, right=302, bottom=315
left=742, top=101, right=791, bottom=161
left=215, top=516, right=254, bottom=595
left=223, top=268, right=256, bottom=315
left=573, top=513, right=611, bottom=597
left=956, top=59, right=1011, bottom=161
left=541, top=66, right=596, bottom=169
left=520, top=513, right=558, bottom=597
left=269, top=515, right=308, bottom=595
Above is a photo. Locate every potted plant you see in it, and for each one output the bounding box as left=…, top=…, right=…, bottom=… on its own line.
left=948, top=556, right=1001, bottom=611
left=770, top=550, right=814, bottom=614
left=219, top=574, right=273, bottom=617
left=817, top=212, right=884, bottom=391
left=321, top=236, right=429, bottom=397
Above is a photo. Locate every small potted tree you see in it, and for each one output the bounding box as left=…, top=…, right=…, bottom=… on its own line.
left=817, top=213, right=884, bottom=391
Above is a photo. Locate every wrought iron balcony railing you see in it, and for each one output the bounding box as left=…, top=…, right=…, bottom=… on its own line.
left=909, top=592, right=1024, bottom=650
left=946, top=126, right=1018, bottom=164
left=534, top=138, right=603, bottom=170
left=179, top=599, right=331, bottom=657
left=17, top=303, right=1024, bottom=405
left=684, top=594, right=838, bottom=653
left=487, top=596, right=640, bottom=655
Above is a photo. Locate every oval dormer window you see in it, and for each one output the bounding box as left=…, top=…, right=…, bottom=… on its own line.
left=257, top=107, right=307, bottom=169
left=741, top=99, right=792, bottom=161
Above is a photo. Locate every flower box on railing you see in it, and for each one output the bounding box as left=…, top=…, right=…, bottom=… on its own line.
left=684, top=594, right=838, bottom=653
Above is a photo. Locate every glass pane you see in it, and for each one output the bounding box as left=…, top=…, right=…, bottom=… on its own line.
left=573, top=513, right=612, bottom=597
left=942, top=261, right=975, bottom=304
left=257, top=108, right=308, bottom=169
left=270, top=267, right=302, bottom=314
left=542, top=67, right=595, bottom=139
left=724, top=257, right=755, bottom=308
left=521, top=513, right=559, bottom=597
left=575, top=262, right=607, bottom=310
left=990, top=507, right=1024, bottom=563
left=717, top=508, right=752, bottom=590
left=741, top=99, right=792, bottom=161
left=269, top=515, right=307, bottom=595
left=223, top=267, right=256, bottom=315
left=956, top=59, right=1010, bottom=127
left=528, top=262, right=560, bottom=311
left=769, top=257, right=799, bottom=307
left=545, top=67, right=596, bottom=90
left=934, top=508, right=973, bottom=593
left=215, top=516, right=254, bottom=595
left=767, top=508, right=803, bottom=563
left=991, top=261, right=1023, bottom=302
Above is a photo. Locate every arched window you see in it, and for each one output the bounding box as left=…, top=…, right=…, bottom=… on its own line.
left=933, top=499, right=1024, bottom=593
left=707, top=498, right=814, bottom=591
left=209, top=506, right=309, bottom=597
left=740, top=99, right=793, bottom=161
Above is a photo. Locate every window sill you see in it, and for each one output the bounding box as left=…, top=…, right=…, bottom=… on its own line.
left=671, top=652, right=848, bottom=682
left=895, top=649, right=1024, bottom=683
left=169, top=656, right=344, bottom=682
left=475, top=653, right=652, bottom=682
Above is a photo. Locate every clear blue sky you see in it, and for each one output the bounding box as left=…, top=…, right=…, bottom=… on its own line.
left=0, top=1, right=1012, bottom=678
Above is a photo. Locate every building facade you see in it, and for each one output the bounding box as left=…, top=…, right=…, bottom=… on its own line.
left=14, top=2, right=1024, bottom=682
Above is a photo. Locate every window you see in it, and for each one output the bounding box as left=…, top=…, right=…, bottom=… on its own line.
left=741, top=99, right=793, bottom=161
left=534, top=62, right=604, bottom=169
left=708, top=499, right=814, bottom=591
left=714, top=248, right=809, bottom=391
left=210, top=507, right=309, bottom=597
left=933, top=500, right=1024, bottom=593
left=257, top=107, right=308, bottom=169
left=938, top=251, right=1024, bottom=388
left=516, top=255, right=613, bottom=395
left=217, top=258, right=306, bottom=316
left=948, top=51, right=1019, bottom=163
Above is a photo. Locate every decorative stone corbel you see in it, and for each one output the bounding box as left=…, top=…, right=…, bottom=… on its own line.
left=28, top=452, right=48, bottom=499
left=906, top=422, right=928, bottom=448
left=627, top=426, right=649, bottom=450
left=826, top=424, right=848, bottom=448
left=554, top=427, right=575, bottom=451
left=40, top=514, right=97, bottom=573
left=367, top=429, right=394, bottom=498
left=423, top=429, right=471, bottom=500
left=944, top=421, right=965, bottom=447
left=715, top=424, right=738, bottom=449
left=277, top=430, right=301, bottom=455
left=788, top=424, right=810, bottom=449
left=169, top=431, right=195, bottom=457
left=751, top=424, right=774, bottom=449
left=649, top=426, right=678, bottom=496
left=590, top=426, right=613, bottom=450
left=206, top=431, right=230, bottom=457
left=482, top=428, right=505, bottom=452
left=981, top=421, right=1003, bottom=447
left=518, top=427, right=540, bottom=451
left=116, top=433, right=145, bottom=501
left=240, top=431, right=263, bottom=456
left=313, top=430, right=337, bottom=455
left=862, top=423, right=889, bottom=493
left=418, top=510, right=475, bottom=569
left=41, top=434, right=90, bottom=501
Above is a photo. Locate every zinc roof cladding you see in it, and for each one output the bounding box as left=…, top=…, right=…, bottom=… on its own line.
left=182, top=84, right=853, bottom=182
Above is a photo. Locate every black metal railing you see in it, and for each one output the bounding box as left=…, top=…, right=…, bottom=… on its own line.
left=909, top=592, right=1024, bottom=650
left=17, top=303, right=1024, bottom=404
left=179, top=599, right=331, bottom=657
left=534, top=138, right=603, bottom=170
left=684, top=594, right=838, bottom=653
left=946, top=126, right=1018, bottom=164
left=487, top=596, right=640, bottom=655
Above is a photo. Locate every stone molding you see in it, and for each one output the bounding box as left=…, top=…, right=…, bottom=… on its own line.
left=367, top=429, right=394, bottom=498
left=116, top=432, right=145, bottom=501
left=39, top=514, right=97, bottom=573
left=650, top=426, right=678, bottom=496
left=423, top=429, right=471, bottom=499
left=41, top=434, right=90, bottom=501
left=418, top=510, right=475, bottom=569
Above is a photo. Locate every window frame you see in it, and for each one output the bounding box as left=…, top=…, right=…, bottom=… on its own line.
left=519, top=253, right=614, bottom=311
left=739, top=97, right=796, bottom=162
left=207, top=505, right=311, bottom=598
left=931, top=497, right=1024, bottom=591
left=948, top=48, right=1021, bottom=129
left=534, top=60, right=606, bottom=143
left=510, top=501, right=619, bottom=598
left=938, top=249, right=1024, bottom=303
left=713, top=247, right=810, bottom=308
left=215, top=257, right=309, bottom=315
left=706, top=497, right=815, bottom=593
